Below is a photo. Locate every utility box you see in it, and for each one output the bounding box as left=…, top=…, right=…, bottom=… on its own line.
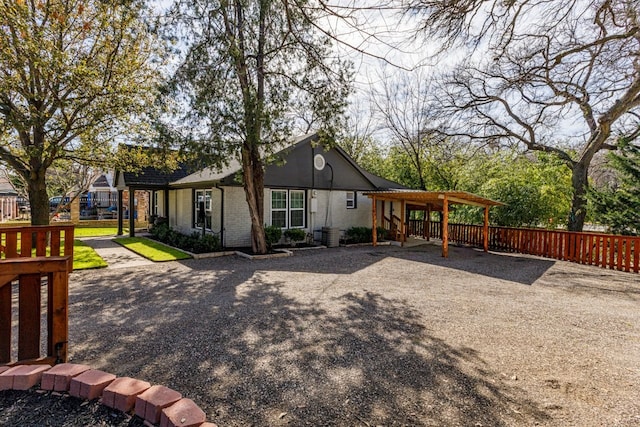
left=321, top=227, right=340, bottom=248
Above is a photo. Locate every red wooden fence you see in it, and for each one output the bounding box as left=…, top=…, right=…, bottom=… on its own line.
left=1, top=225, right=75, bottom=365
left=414, top=222, right=639, bottom=274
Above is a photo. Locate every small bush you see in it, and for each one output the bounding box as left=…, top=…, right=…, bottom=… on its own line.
left=264, top=225, right=282, bottom=249
left=345, top=227, right=370, bottom=243
left=284, top=228, right=306, bottom=243
left=345, top=226, right=385, bottom=244
left=149, top=223, right=221, bottom=253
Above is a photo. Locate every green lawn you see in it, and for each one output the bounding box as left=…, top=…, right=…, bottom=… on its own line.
left=73, top=240, right=108, bottom=270
left=74, top=227, right=121, bottom=237
left=113, top=237, right=192, bottom=262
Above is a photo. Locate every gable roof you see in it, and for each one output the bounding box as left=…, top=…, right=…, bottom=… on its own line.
left=170, top=133, right=406, bottom=191
left=0, top=175, right=18, bottom=196
left=115, top=146, right=192, bottom=189
left=119, top=165, right=191, bottom=188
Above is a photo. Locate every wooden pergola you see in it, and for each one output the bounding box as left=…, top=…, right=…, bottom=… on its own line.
left=363, top=190, right=504, bottom=257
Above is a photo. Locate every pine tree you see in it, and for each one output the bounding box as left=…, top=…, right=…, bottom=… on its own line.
left=590, top=141, right=640, bottom=235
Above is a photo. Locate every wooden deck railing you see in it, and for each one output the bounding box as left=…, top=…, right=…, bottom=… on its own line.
left=1, top=225, right=75, bottom=365
left=406, top=221, right=639, bottom=273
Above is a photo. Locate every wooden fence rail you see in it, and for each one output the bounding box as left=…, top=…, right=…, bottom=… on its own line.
left=0, top=224, right=74, bottom=259
left=0, top=225, right=75, bottom=366
left=406, top=221, right=639, bottom=274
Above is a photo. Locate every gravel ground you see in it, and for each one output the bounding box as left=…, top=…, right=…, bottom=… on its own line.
left=5, top=243, right=640, bottom=426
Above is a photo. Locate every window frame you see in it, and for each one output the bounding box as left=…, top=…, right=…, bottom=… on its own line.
left=270, top=189, right=288, bottom=229
left=193, top=188, right=213, bottom=230
left=270, top=189, right=306, bottom=229
left=346, top=191, right=357, bottom=209
left=289, top=190, right=305, bottom=228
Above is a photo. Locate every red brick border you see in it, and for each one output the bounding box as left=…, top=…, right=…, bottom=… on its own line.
left=0, top=364, right=217, bottom=427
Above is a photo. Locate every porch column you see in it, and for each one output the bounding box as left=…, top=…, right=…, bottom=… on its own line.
left=117, top=190, right=124, bottom=236
left=442, top=195, right=449, bottom=258
left=372, top=196, right=377, bottom=247
left=483, top=205, right=489, bottom=252
left=129, top=189, right=135, bottom=237
left=400, top=199, right=406, bottom=247
left=164, top=188, right=170, bottom=222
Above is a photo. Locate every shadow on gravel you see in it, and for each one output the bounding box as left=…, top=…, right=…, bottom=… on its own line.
left=68, top=259, right=551, bottom=426
left=397, top=244, right=557, bottom=285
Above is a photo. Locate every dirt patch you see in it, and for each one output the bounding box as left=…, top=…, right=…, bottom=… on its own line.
left=9, top=243, right=639, bottom=426
left=0, top=389, right=144, bottom=426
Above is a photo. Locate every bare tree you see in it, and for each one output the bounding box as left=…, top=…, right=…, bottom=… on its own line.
left=371, top=70, right=445, bottom=190
left=405, top=0, right=640, bottom=231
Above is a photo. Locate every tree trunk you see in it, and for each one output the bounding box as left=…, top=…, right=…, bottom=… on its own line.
left=568, top=161, right=588, bottom=232
left=242, top=146, right=267, bottom=254
left=27, top=168, right=50, bottom=225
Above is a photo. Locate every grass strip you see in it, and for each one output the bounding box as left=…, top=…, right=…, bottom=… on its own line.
left=73, top=240, right=108, bottom=270
left=74, top=227, right=121, bottom=237
left=113, top=237, right=192, bottom=262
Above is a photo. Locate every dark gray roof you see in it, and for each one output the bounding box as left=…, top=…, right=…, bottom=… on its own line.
left=219, top=133, right=407, bottom=191
left=122, top=164, right=191, bottom=188
left=92, top=174, right=111, bottom=188
left=116, top=145, right=192, bottom=188
left=145, top=133, right=407, bottom=191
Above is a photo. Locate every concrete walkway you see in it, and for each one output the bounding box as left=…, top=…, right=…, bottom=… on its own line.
left=81, top=236, right=153, bottom=269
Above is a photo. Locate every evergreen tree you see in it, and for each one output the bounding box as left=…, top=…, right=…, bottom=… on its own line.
left=590, top=141, right=640, bottom=235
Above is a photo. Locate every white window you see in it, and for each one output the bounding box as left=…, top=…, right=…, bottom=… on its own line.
left=289, top=190, right=305, bottom=228
left=346, top=191, right=357, bottom=209
left=271, top=190, right=288, bottom=228
left=271, top=189, right=305, bottom=228
left=194, top=189, right=213, bottom=230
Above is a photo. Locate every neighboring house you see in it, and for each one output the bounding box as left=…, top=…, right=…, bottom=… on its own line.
left=80, top=173, right=120, bottom=219
left=0, top=175, right=23, bottom=222
left=114, top=133, right=406, bottom=247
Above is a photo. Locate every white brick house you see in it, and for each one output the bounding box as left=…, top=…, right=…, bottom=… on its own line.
left=116, top=133, right=405, bottom=247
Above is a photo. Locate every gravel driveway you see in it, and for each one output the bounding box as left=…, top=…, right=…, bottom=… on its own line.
left=67, top=243, right=639, bottom=426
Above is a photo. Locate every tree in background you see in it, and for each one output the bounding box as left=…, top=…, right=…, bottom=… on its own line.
left=372, top=71, right=437, bottom=190
left=0, top=0, right=160, bottom=225
left=589, top=140, right=640, bottom=235
left=168, top=0, right=351, bottom=254
left=475, top=154, right=573, bottom=228
left=405, top=0, right=640, bottom=231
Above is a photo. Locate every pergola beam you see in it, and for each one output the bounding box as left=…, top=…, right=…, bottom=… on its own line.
left=438, top=194, right=487, bottom=208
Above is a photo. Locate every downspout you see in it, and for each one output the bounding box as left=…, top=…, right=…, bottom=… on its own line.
left=324, top=162, right=334, bottom=227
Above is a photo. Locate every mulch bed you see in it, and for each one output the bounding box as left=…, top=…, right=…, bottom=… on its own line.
left=0, top=389, right=145, bottom=427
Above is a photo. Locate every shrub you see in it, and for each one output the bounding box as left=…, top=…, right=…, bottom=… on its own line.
left=149, top=223, right=221, bottom=253
left=345, top=226, right=372, bottom=244
left=344, top=226, right=386, bottom=244
left=283, top=228, right=306, bottom=244
left=264, top=225, right=282, bottom=249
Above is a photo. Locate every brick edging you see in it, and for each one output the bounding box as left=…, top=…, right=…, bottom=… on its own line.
left=0, top=364, right=217, bottom=427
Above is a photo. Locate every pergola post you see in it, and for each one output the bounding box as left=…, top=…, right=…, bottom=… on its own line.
left=483, top=205, right=489, bottom=252
left=442, top=195, right=449, bottom=257
left=425, top=203, right=431, bottom=240
left=372, top=196, right=377, bottom=247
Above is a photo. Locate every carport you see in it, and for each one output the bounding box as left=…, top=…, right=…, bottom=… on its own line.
left=363, top=190, right=503, bottom=257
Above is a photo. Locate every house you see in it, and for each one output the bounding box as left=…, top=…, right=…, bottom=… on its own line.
left=0, top=175, right=25, bottom=222
left=114, top=133, right=406, bottom=247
